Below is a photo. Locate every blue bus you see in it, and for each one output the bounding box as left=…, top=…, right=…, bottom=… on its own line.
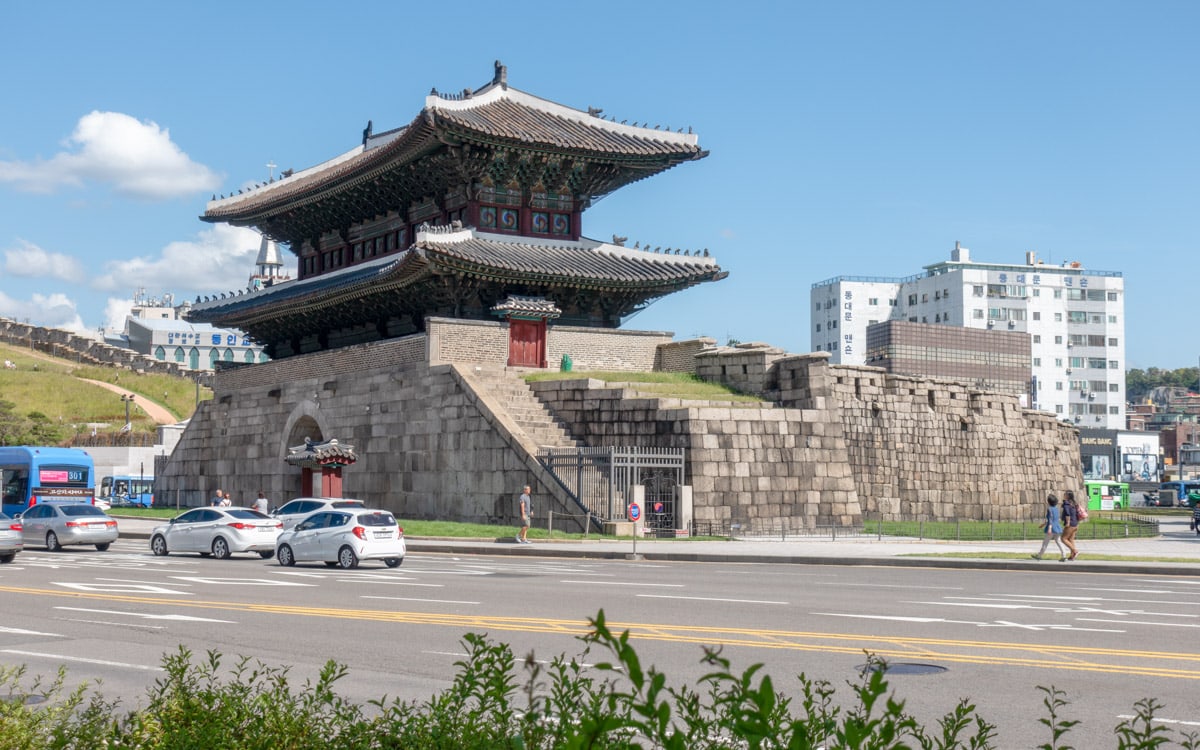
left=0, top=446, right=96, bottom=516
left=99, top=474, right=154, bottom=508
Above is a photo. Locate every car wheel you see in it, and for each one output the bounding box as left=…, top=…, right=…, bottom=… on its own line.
left=277, top=544, right=295, bottom=567
left=258, top=550, right=274, bottom=560
left=95, top=543, right=111, bottom=552
left=337, top=545, right=359, bottom=569
left=384, top=558, right=402, bottom=568
left=46, top=531, right=61, bottom=552
left=211, top=537, right=231, bottom=560
left=150, top=534, right=169, bottom=556
left=0, top=553, right=14, bottom=564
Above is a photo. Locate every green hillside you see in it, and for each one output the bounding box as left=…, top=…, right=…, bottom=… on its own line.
left=0, top=342, right=210, bottom=446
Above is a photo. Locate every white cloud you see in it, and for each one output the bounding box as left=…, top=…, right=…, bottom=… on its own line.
left=3, top=239, right=86, bottom=283
left=92, top=224, right=264, bottom=299
left=0, top=111, right=220, bottom=200
left=103, top=297, right=135, bottom=332
left=0, top=291, right=87, bottom=333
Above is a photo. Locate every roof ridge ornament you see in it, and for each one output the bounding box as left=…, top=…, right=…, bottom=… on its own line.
left=493, top=60, right=507, bottom=88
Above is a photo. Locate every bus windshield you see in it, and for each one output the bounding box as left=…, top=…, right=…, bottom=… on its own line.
left=99, top=475, right=155, bottom=507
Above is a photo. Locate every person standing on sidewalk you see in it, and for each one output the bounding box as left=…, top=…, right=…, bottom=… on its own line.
left=516, top=485, right=532, bottom=544
left=1061, top=490, right=1080, bottom=561
left=1032, top=493, right=1066, bottom=561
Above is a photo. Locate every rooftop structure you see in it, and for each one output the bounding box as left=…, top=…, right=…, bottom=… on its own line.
left=190, top=62, right=725, bottom=359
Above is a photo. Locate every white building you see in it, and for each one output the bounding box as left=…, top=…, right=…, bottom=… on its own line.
left=811, top=243, right=1126, bottom=429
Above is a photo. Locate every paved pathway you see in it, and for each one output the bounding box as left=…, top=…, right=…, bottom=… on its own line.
left=78, top=378, right=177, bottom=424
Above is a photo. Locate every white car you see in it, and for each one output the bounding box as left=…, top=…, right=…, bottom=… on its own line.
left=271, top=497, right=366, bottom=530
left=275, top=508, right=405, bottom=569
left=18, top=503, right=118, bottom=551
left=150, top=507, right=281, bottom=559
left=0, top=512, right=22, bottom=563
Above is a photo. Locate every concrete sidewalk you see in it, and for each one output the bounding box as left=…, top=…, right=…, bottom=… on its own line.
left=112, top=515, right=1200, bottom=575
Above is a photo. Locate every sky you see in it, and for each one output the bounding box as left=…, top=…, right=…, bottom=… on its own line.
left=1, top=1, right=1196, bottom=369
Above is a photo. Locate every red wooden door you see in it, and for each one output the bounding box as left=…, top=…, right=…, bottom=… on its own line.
left=508, top=319, right=545, bottom=367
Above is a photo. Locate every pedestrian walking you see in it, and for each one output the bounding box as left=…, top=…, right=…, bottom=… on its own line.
left=1032, top=493, right=1066, bottom=561
left=220, top=491, right=232, bottom=507
left=516, top=485, right=532, bottom=544
left=1061, top=490, right=1080, bottom=561
left=210, top=488, right=224, bottom=507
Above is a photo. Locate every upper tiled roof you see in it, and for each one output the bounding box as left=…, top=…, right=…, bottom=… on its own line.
left=202, top=63, right=704, bottom=224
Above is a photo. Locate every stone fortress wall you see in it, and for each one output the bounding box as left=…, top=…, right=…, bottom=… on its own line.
left=153, top=324, right=1082, bottom=529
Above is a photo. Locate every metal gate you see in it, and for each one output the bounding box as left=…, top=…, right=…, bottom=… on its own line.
left=537, top=446, right=685, bottom=529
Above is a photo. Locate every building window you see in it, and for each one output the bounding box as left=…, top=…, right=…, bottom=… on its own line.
left=154, top=346, right=165, bottom=361
left=908, top=294, right=917, bottom=305
left=1032, top=312, right=1041, bottom=321
left=973, top=309, right=984, bottom=319
left=816, top=324, right=822, bottom=332
left=1033, top=335, right=1041, bottom=343
left=1109, top=383, right=1119, bottom=392
left=1055, top=358, right=1063, bottom=367
left=868, top=297, right=878, bottom=305
left=815, top=302, right=821, bottom=312
left=1054, top=336, right=1063, bottom=344
left=1055, top=313, right=1063, bottom=322
left=921, top=293, right=928, bottom=303
left=1109, top=360, right=1119, bottom=369
left=908, top=316, right=917, bottom=322
left=934, top=313, right=941, bottom=322
left=1032, top=288, right=1040, bottom=297
left=1033, top=357, right=1041, bottom=366
left=1108, top=337, right=1118, bottom=346
left=1056, top=382, right=1063, bottom=391
left=973, top=285, right=984, bottom=297
left=831, top=320, right=837, bottom=329
left=1108, top=315, right=1117, bottom=324
left=1055, top=405, right=1063, bottom=414
left=1053, top=289, right=1062, bottom=299
left=1107, top=291, right=1118, bottom=301
left=889, top=298, right=898, bottom=306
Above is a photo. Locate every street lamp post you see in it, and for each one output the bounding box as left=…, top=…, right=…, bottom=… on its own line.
left=120, top=394, right=134, bottom=445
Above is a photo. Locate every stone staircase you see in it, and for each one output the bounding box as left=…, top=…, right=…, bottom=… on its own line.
left=465, top=366, right=582, bottom=450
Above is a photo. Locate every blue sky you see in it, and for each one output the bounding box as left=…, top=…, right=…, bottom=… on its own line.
left=1, top=1, right=1195, bottom=369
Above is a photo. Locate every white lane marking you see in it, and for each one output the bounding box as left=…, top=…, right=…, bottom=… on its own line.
left=57, top=618, right=166, bottom=630
left=97, top=577, right=193, bottom=586
left=559, top=580, right=683, bottom=587
left=813, top=612, right=1123, bottom=632
left=1131, top=579, right=1200, bottom=587
left=0, top=626, right=62, bottom=637
left=1078, top=618, right=1200, bottom=629
left=55, top=607, right=234, bottom=623
left=340, top=580, right=442, bottom=587
left=169, top=576, right=313, bottom=587
left=362, top=596, right=479, bottom=605
left=636, top=594, right=788, bottom=605
left=1117, top=715, right=1200, bottom=727
left=1076, top=587, right=1175, bottom=594
left=971, top=594, right=1200, bottom=608
left=55, top=582, right=190, bottom=595
left=0, top=649, right=163, bottom=671
left=815, top=582, right=962, bottom=590
left=917, top=600, right=1188, bottom=617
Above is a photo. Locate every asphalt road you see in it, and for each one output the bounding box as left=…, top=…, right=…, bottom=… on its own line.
left=1, top=539, right=1198, bottom=748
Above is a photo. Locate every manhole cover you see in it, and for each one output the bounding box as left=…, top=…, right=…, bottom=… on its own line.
left=859, top=662, right=947, bottom=676
left=1, top=693, right=48, bottom=706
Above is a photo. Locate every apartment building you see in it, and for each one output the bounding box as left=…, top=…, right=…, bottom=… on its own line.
left=811, top=243, right=1126, bottom=429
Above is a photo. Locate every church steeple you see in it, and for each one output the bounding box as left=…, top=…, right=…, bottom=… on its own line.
left=249, top=233, right=290, bottom=290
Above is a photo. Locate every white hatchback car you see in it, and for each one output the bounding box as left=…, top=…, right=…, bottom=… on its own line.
left=275, top=508, right=405, bottom=569
left=271, top=497, right=366, bottom=530
left=150, top=507, right=282, bottom=559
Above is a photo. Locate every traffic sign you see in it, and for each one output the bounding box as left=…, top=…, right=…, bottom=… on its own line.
left=627, top=501, right=641, bottom=522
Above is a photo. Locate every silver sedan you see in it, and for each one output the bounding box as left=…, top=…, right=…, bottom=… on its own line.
left=0, top=512, right=22, bottom=563
left=18, top=503, right=118, bottom=551
left=150, top=507, right=281, bottom=559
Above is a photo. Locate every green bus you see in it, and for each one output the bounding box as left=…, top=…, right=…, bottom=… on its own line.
left=1084, top=480, right=1129, bottom=511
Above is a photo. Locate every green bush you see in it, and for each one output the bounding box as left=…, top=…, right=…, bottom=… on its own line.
left=0, top=610, right=1197, bottom=748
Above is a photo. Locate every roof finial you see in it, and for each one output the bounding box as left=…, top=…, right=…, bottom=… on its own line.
left=362, top=120, right=373, bottom=146
left=493, top=60, right=507, bottom=87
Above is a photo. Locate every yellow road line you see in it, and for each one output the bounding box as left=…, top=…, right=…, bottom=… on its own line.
left=4, top=584, right=1198, bottom=679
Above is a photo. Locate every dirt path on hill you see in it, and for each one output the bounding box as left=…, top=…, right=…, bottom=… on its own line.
left=78, top=378, right=177, bottom=425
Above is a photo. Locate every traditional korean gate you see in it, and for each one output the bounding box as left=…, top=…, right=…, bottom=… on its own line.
left=507, top=318, right=545, bottom=368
